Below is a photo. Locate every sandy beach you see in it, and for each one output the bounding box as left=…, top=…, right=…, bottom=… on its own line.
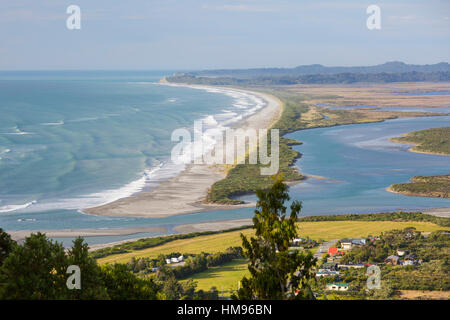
left=84, top=84, right=283, bottom=218
left=8, top=226, right=168, bottom=242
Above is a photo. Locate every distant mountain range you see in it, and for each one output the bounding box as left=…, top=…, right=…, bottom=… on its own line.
left=189, top=61, right=450, bottom=78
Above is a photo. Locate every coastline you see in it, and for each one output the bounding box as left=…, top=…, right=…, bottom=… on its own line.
left=386, top=185, right=438, bottom=198
left=83, top=83, right=283, bottom=218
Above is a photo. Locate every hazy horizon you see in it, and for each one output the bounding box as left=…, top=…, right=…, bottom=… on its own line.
left=1, top=60, right=449, bottom=72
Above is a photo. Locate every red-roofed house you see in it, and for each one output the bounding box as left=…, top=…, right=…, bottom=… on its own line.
left=328, top=248, right=338, bottom=256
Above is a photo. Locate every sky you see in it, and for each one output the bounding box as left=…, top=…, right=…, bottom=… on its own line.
left=1, top=0, right=449, bottom=70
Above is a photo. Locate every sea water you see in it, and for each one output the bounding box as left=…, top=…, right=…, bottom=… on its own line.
left=0, top=71, right=264, bottom=235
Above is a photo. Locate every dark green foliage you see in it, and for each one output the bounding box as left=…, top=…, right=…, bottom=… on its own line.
left=236, top=176, right=317, bottom=300
left=66, top=237, right=109, bottom=299
left=100, top=264, right=158, bottom=300
left=0, top=228, right=16, bottom=267
left=0, top=232, right=159, bottom=300
left=0, top=233, right=68, bottom=299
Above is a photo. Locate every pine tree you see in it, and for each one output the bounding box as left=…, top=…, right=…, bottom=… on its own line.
left=235, top=175, right=317, bottom=300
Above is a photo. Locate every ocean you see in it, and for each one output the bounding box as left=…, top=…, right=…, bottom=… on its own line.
left=0, top=71, right=264, bottom=237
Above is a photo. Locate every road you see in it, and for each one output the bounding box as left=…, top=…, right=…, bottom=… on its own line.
left=314, top=240, right=337, bottom=260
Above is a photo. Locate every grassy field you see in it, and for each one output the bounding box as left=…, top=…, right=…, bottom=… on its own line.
left=181, top=258, right=249, bottom=296
left=389, top=175, right=450, bottom=198
left=97, top=220, right=449, bottom=265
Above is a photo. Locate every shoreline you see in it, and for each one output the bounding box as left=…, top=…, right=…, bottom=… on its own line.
left=8, top=226, right=169, bottom=243
left=385, top=185, right=443, bottom=198
left=83, top=82, right=283, bottom=218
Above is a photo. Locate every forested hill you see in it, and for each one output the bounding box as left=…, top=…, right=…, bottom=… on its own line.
left=167, top=71, right=450, bottom=85
left=188, top=61, right=450, bottom=78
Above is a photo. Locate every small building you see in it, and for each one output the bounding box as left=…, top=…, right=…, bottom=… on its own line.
left=322, top=262, right=339, bottom=271
left=338, top=263, right=365, bottom=270
left=165, top=259, right=171, bottom=264
left=404, top=254, right=416, bottom=261
left=292, top=238, right=306, bottom=246
left=328, top=248, right=344, bottom=257
left=340, top=239, right=353, bottom=250
left=384, top=255, right=400, bottom=266
left=352, top=239, right=366, bottom=246
left=328, top=247, right=338, bottom=256
left=397, top=249, right=406, bottom=256
left=402, top=260, right=415, bottom=266
left=326, top=283, right=349, bottom=291
left=316, top=269, right=340, bottom=278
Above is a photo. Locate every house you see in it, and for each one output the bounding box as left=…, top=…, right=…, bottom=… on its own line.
left=322, top=262, right=339, bottom=271
left=402, top=254, right=417, bottom=266
left=352, top=239, right=366, bottom=246
left=404, top=254, right=416, bottom=261
left=340, top=239, right=353, bottom=250
left=384, top=255, right=400, bottom=265
left=328, top=248, right=338, bottom=256
left=292, top=238, right=306, bottom=246
left=397, top=249, right=406, bottom=256
left=166, top=255, right=184, bottom=264
left=337, top=264, right=365, bottom=270
left=326, top=283, right=349, bottom=291
left=316, top=269, right=340, bottom=278
left=328, top=248, right=344, bottom=256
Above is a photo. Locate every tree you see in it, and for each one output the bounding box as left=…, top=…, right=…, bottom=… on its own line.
left=160, top=276, right=183, bottom=300
left=0, top=233, right=68, bottom=299
left=235, top=175, right=317, bottom=300
left=0, top=228, right=16, bottom=267
left=181, top=279, right=197, bottom=300
left=101, top=264, right=158, bottom=300
left=66, top=237, right=109, bottom=299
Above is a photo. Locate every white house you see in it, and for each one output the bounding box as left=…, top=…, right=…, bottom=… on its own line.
left=341, top=239, right=353, bottom=250
left=326, top=283, right=349, bottom=291
left=316, top=270, right=340, bottom=278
